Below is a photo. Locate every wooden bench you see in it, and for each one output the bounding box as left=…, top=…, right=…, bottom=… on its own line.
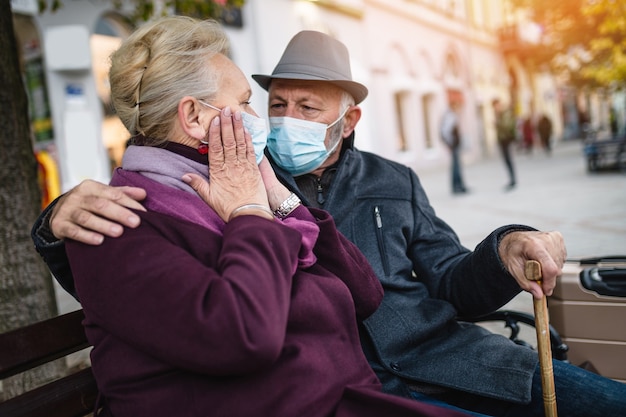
left=0, top=309, right=569, bottom=417
left=0, top=309, right=99, bottom=417
left=583, top=135, right=626, bottom=172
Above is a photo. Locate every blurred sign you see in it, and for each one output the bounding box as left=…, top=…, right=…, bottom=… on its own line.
left=11, top=0, right=37, bottom=14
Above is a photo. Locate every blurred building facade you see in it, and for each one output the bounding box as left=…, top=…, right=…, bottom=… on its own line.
left=12, top=0, right=608, bottom=200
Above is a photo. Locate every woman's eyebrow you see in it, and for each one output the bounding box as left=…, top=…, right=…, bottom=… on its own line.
left=241, top=88, right=252, bottom=101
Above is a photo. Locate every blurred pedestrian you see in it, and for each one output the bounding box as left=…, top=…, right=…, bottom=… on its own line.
left=609, top=107, right=618, bottom=138
left=537, top=113, right=553, bottom=155
left=521, top=116, right=534, bottom=154
left=493, top=99, right=517, bottom=191
left=440, top=101, right=469, bottom=194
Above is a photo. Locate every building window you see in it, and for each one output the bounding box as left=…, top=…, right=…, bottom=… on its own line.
left=394, top=91, right=409, bottom=151
left=422, top=93, right=435, bottom=149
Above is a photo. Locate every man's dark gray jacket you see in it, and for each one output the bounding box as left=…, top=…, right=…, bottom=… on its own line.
left=273, top=135, right=538, bottom=403
left=32, top=134, right=538, bottom=404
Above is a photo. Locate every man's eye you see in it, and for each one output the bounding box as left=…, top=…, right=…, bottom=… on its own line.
left=302, top=106, right=321, bottom=116
left=269, top=103, right=286, bottom=116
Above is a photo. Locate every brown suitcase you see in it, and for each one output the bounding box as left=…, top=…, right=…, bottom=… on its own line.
left=549, top=256, right=626, bottom=382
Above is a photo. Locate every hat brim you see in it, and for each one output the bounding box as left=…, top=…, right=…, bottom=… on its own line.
left=252, top=73, right=368, bottom=105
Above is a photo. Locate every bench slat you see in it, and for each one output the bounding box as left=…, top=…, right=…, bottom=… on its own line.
left=0, top=367, right=98, bottom=417
left=0, top=310, right=98, bottom=417
left=0, top=310, right=89, bottom=379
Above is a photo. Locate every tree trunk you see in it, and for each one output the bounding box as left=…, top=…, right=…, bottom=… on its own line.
left=0, top=0, right=64, bottom=400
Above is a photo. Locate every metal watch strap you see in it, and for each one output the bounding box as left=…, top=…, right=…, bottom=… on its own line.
left=273, top=193, right=301, bottom=219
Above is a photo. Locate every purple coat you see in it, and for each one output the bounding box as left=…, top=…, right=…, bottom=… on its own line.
left=66, top=169, right=469, bottom=417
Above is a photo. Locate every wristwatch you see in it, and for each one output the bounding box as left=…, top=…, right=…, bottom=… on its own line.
left=273, top=193, right=301, bottom=219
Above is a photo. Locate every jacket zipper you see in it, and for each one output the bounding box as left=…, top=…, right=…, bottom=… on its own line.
left=374, top=206, right=390, bottom=276
left=316, top=177, right=325, bottom=205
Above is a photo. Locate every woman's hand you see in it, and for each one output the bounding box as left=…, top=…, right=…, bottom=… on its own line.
left=183, top=107, right=272, bottom=222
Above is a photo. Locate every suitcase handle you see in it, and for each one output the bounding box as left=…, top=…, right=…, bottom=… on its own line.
left=577, top=255, right=626, bottom=265
left=580, top=267, right=626, bottom=297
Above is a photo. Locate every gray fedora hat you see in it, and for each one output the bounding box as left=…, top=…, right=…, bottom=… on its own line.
left=252, top=31, right=368, bottom=104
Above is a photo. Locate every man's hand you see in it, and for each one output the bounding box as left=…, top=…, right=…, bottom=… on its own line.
left=49, top=180, right=147, bottom=245
left=498, top=231, right=566, bottom=299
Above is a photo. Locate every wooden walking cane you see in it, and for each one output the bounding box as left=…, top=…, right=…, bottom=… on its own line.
left=525, top=260, right=558, bottom=417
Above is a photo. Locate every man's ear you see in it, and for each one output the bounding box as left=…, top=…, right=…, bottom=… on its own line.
left=342, top=105, right=361, bottom=138
left=178, top=96, right=207, bottom=140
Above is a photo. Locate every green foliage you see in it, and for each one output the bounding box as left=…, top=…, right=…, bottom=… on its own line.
left=512, top=0, right=626, bottom=88
left=115, top=0, right=245, bottom=22
left=579, top=0, right=626, bottom=86
left=37, top=0, right=62, bottom=12
left=38, top=0, right=245, bottom=22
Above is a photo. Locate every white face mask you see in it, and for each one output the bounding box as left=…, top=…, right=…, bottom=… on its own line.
left=198, top=100, right=267, bottom=164
left=266, top=107, right=348, bottom=176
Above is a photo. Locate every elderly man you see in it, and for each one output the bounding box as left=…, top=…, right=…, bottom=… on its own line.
left=33, top=31, right=626, bottom=417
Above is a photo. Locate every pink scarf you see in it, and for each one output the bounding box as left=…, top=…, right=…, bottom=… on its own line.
left=116, top=145, right=318, bottom=267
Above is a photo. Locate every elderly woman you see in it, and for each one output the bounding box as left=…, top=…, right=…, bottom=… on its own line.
left=63, top=16, right=470, bottom=417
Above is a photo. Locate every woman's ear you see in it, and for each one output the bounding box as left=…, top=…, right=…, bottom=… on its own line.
left=342, top=105, right=361, bottom=138
left=178, top=96, right=207, bottom=140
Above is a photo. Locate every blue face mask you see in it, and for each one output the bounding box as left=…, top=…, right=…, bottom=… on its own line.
left=267, top=108, right=348, bottom=176
left=199, top=100, right=267, bottom=164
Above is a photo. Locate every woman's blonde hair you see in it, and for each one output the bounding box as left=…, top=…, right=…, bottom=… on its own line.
left=109, top=16, right=230, bottom=144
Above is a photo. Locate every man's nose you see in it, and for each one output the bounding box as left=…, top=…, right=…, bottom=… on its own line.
left=283, top=104, right=300, bottom=119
